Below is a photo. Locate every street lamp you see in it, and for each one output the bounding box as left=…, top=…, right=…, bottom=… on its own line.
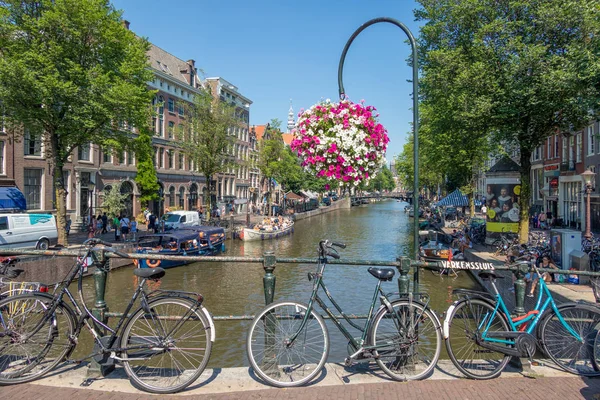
left=337, top=17, right=420, bottom=290
left=581, top=168, right=596, bottom=239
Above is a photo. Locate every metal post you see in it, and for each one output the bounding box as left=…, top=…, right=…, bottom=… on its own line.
left=513, top=263, right=528, bottom=316
left=87, top=250, right=114, bottom=377
left=230, top=214, right=235, bottom=239
left=397, top=257, right=411, bottom=295
left=263, top=251, right=276, bottom=305
left=337, top=17, right=420, bottom=292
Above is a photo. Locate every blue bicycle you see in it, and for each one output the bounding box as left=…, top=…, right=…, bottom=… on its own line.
left=443, top=262, right=600, bottom=379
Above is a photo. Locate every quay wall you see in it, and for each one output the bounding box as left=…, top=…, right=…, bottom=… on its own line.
left=293, top=197, right=351, bottom=221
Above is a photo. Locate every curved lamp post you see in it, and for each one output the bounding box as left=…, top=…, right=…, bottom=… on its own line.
left=337, top=17, right=420, bottom=290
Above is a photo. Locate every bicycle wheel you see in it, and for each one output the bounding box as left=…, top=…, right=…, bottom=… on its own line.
left=246, top=301, right=329, bottom=387
left=0, top=293, right=76, bottom=385
left=121, top=297, right=213, bottom=394
left=594, top=329, right=600, bottom=372
left=369, top=299, right=441, bottom=381
left=539, top=304, right=600, bottom=376
left=445, top=298, right=511, bottom=379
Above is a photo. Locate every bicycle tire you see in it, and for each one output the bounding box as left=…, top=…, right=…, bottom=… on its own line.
left=121, top=297, right=213, bottom=394
left=594, top=329, right=600, bottom=372
left=369, top=299, right=441, bottom=381
left=246, top=301, right=329, bottom=388
left=445, top=298, right=511, bottom=379
left=538, top=303, right=600, bottom=376
left=0, top=293, right=76, bottom=385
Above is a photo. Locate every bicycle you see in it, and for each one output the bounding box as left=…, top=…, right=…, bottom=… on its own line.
left=246, top=239, right=442, bottom=387
left=0, top=238, right=215, bottom=394
left=443, top=262, right=600, bottom=379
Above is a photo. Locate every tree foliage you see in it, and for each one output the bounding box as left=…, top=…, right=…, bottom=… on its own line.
left=134, top=129, right=160, bottom=206
left=0, top=0, right=154, bottom=244
left=415, top=0, right=600, bottom=241
left=100, top=182, right=128, bottom=219
left=176, top=88, right=238, bottom=211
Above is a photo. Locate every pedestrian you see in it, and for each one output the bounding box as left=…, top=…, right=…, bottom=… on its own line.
left=95, top=215, right=103, bottom=236
left=65, top=217, right=72, bottom=236
left=148, top=213, right=156, bottom=232
left=113, top=215, right=121, bottom=241
left=88, top=217, right=95, bottom=239
left=130, top=219, right=137, bottom=242
left=481, top=204, right=487, bottom=217
left=120, top=215, right=131, bottom=242
left=539, top=212, right=547, bottom=230
left=101, top=213, right=108, bottom=234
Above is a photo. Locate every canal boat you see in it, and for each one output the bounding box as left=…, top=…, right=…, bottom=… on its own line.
left=239, top=217, right=294, bottom=241
left=135, top=226, right=226, bottom=269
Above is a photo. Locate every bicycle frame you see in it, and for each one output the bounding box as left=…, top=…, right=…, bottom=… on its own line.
left=287, top=256, right=412, bottom=354
left=480, top=273, right=582, bottom=346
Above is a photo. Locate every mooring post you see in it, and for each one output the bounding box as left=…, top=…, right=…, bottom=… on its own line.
left=513, top=263, right=528, bottom=316
left=397, top=257, right=411, bottom=295
left=87, top=249, right=114, bottom=377
left=263, top=251, right=277, bottom=305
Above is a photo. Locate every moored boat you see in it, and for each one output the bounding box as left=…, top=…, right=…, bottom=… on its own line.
left=135, top=226, right=225, bottom=269
left=240, top=217, right=294, bottom=242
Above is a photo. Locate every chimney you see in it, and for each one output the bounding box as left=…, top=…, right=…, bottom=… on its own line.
left=122, top=20, right=130, bottom=30
left=187, top=59, right=195, bottom=68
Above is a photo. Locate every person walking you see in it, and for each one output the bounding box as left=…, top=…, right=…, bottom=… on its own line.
left=113, top=215, right=121, bottom=241
left=148, top=213, right=156, bottom=232
left=95, top=215, right=103, bottom=237
left=130, top=219, right=137, bottom=242
left=101, top=213, right=108, bottom=234
left=120, top=215, right=131, bottom=242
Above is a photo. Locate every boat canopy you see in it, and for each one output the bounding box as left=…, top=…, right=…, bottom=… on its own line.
left=138, top=230, right=199, bottom=243
left=436, top=189, right=469, bottom=207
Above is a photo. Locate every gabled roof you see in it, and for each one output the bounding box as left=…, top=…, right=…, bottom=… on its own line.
left=281, top=133, right=295, bottom=146
left=488, top=156, right=521, bottom=173
left=252, top=125, right=268, bottom=141
left=437, top=189, right=469, bottom=207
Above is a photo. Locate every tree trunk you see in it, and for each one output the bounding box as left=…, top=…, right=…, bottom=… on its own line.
left=518, top=149, right=532, bottom=244
left=54, top=165, right=68, bottom=246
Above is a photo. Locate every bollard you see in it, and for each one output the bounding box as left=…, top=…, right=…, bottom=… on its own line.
left=263, top=251, right=277, bottom=305
left=513, top=263, right=528, bottom=316
left=230, top=214, right=235, bottom=239
left=88, top=249, right=114, bottom=378
left=397, top=257, right=411, bottom=295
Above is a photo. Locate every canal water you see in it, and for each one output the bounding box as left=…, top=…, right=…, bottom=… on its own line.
left=73, top=200, right=478, bottom=367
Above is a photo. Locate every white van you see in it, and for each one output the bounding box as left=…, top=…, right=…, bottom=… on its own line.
left=0, top=213, right=58, bottom=250
left=163, top=211, right=200, bottom=230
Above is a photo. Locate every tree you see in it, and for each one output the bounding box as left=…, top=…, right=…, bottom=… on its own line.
left=176, top=88, right=237, bottom=212
left=0, top=0, right=154, bottom=245
left=257, top=120, right=285, bottom=215
left=272, top=147, right=304, bottom=194
left=100, top=183, right=128, bottom=219
left=134, top=129, right=160, bottom=207
left=416, top=0, right=600, bottom=241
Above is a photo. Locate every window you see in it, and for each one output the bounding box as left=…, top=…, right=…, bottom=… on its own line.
left=168, top=98, right=175, bottom=113
left=103, top=148, right=112, bottom=163
left=169, top=186, right=175, bottom=207
left=168, top=121, right=174, bottom=139
left=588, top=125, right=595, bottom=156
left=24, top=128, right=42, bottom=156
left=178, top=153, right=184, bottom=170
left=0, top=217, right=7, bottom=230
left=0, top=141, right=4, bottom=174
left=118, top=151, right=125, bottom=164
left=547, top=138, right=552, bottom=159
left=168, top=149, right=173, bottom=169
left=24, top=168, right=43, bottom=210
left=78, top=143, right=91, bottom=161
left=576, top=133, right=582, bottom=162
left=178, top=124, right=184, bottom=140
left=152, top=147, right=157, bottom=166
left=127, top=151, right=134, bottom=165
left=562, top=137, right=567, bottom=162
left=555, top=135, right=559, bottom=158
left=178, top=104, right=184, bottom=116
left=157, top=96, right=164, bottom=137
left=159, top=148, right=164, bottom=168
left=179, top=187, right=185, bottom=208
left=0, top=102, right=5, bottom=134
left=188, top=158, right=192, bottom=171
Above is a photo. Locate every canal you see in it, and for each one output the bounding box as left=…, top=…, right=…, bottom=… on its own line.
left=73, top=199, right=479, bottom=367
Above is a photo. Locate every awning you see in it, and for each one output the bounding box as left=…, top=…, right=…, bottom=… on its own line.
left=285, top=191, right=303, bottom=201
left=544, top=170, right=560, bottom=178
left=437, top=189, right=469, bottom=207
left=0, top=187, right=26, bottom=211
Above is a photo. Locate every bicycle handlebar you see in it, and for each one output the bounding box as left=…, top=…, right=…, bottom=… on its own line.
left=82, top=238, right=129, bottom=258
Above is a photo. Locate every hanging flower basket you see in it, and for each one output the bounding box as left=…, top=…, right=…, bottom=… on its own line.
left=291, top=99, right=389, bottom=188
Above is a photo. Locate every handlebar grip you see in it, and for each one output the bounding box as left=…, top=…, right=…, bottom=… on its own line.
left=326, top=250, right=340, bottom=259
left=331, top=241, right=346, bottom=249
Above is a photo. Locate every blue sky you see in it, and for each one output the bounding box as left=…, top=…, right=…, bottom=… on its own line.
left=112, top=0, right=423, bottom=158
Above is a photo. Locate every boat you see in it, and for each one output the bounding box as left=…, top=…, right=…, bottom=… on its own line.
left=135, top=226, right=226, bottom=269
left=240, top=217, right=294, bottom=241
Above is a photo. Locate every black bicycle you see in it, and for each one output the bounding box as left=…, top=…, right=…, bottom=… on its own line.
left=246, top=240, right=442, bottom=387
left=0, top=238, right=214, bottom=394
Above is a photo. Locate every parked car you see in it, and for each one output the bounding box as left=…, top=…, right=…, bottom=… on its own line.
left=163, top=211, right=201, bottom=230
left=0, top=213, right=58, bottom=250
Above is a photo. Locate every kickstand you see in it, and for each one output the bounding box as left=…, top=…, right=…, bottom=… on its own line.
left=80, top=377, right=97, bottom=387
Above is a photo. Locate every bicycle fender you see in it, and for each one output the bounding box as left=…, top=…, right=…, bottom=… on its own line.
left=443, top=302, right=458, bottom=340
left=201, top=306, right=216, bottom=342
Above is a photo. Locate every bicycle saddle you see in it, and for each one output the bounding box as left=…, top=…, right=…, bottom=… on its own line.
left=478, top=271, right=503, bottom=280
left=133, top=267, right=166, bottom=280
left=368, top=267, right=395, bottom=281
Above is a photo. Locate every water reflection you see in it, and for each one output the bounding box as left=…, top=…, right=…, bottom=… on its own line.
left=73, top=200, right=477, bottom=367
